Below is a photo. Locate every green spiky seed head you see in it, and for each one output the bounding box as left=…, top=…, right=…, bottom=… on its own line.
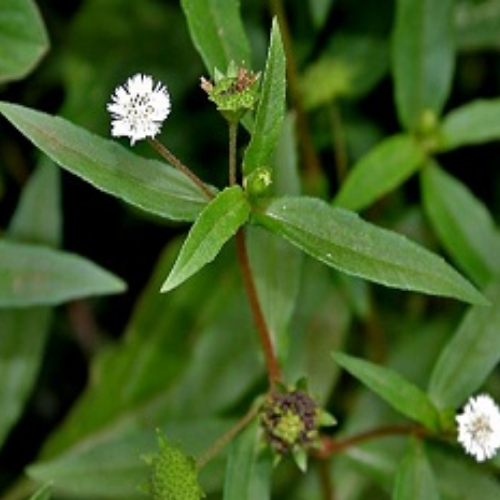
left=143, top=432, right=204, bottom=500
left=260, top=383, right=337, bottom=470
left=200, top=62, right=260, bottom=124
left=261, top=389, right=319, bottom=455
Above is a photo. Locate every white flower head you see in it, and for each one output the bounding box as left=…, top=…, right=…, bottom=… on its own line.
left=456, top=394, right=500, bottom=462
left=107, top=73, right=171, bottom=145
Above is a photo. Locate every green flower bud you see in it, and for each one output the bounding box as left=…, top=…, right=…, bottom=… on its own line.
left=143, top=431, right=204, bottom=500
left=243, top=167, right=273, bottom=198
left=200, top=62, right=260, bottom=124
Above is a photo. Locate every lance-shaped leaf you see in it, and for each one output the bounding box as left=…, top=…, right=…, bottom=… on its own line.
left=392, top=0, right=455, bottom=130
left=180, top=0, right=250, bottom=75
left=0, top=162, right=58, bottom=450
left=421, top=163, right=500, bottom=287
left=223, top=419, right=272, bottom=500
left=0, top=239, right=125, bottom=307
left=438, top=98, right=500, bottom=151
left=161, top=186, right=250, bottom=292
left=334, top=134, right=425, bottom=212
left=333, top=351, right=440, bottom=430
left=393, top=440, right=440, bottom=500
left=0, top=0, right=49, bottom=83
left=429, top=281, right=500, bottom=410
left=253, top=196, right=486, bottom=305
left=243, top=19, right=286, bottom=176
left=0, top=102, right=211, bottom=222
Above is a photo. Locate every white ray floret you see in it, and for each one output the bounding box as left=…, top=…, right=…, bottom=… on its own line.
left=456, top=393, right=500, bottom=462
left=107, top=74, right=171, bottom=145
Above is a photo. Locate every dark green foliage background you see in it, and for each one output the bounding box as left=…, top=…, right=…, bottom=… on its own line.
left=2, top=0, right=500, bottom=499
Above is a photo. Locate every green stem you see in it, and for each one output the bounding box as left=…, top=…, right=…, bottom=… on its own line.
left=236, top=228, right=282, bottom=388
left=148, top=139, right=214, bottom=200
left=228, top=121, right=238, bottom=186
left=196, top=404, right=259, bottom=469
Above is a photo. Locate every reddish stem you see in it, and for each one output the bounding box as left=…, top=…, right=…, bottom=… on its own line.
left=235, top=228, right=282, bottom=388
left=316, top=424, right=427, bottom=459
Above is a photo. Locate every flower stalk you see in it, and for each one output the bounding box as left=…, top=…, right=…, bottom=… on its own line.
left=148, top=138, right=214, bottom=200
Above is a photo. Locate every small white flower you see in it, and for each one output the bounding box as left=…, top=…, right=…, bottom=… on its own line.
left=107, top=73, right=171, bottom=145
left=456, top=394, right=500, bottom=462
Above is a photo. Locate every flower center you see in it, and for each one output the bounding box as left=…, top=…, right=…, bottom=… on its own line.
left=469, top=415, right=493, bottom=445
left=129, top=94, right=154, bottom=121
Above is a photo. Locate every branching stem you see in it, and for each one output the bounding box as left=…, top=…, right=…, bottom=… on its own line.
left=197, top=404, right=260, bottom=469
left=316, top=424, right=430, bottom=459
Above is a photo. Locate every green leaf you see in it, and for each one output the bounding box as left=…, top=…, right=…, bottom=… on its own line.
left=429, top=281, right=500, bottom=410
left=243, top=18, right=286, bottom=176
left=0, top=0, right=49, bottom=83
left=27, top=483, right=52, bottom=500
left=438, top=98, right=500, bottom=151
left=253, top=196, right=487, bottom=305
left=455, top=0, right=500, bottom=51
left=392, top=0, right=454, bottom=130
left=332, top=351, right=440, bottom=430
left=334, top=134, right=425, bottom=212
left=29, top=422, right=230, bottom=499
left=0, top=308, right=52, bottom=447
left=161, top=186, right=250, bottom=292
left=0, top=102, right=211, bottom=222
left=430, top=447, right=500, bottom=499
left=28, top=430, right=152, bottom=499
left=0, top=162, right=58, bottom=449
left=223, top=419, right=272, bottom=500
left=301, top=34, right=388, bottom=110
left=180, top=0, right=250, bottom=75
left=8, top=159, right=61, bottom=247
left=0, top=239, right=125, bottom=307
left=308, top=0, right=336, bottom=29
left=393, top=440, right=440, bottom=500
left=38, top=241, right=259, bottom=459
left=421, top=163, right=500, bottom=287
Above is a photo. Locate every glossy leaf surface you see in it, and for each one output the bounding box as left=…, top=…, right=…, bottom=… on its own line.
left=421, top=163, right=500, bottom=287
left=254, top=196, right=486, bottom=304
left=0, top=102, right=211, bottom=222
left=243, top=19, right=286, bottom=176
left=161, top=186, right=250, bottom=292
left=334, top=134, right=425, bottom=212
left=333, top=351, right=440, bottom=430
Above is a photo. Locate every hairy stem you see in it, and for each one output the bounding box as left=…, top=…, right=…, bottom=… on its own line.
left=148, top=139, right=214, bottom=200
left=197, top=404, right=260, bottom=469
left=236, top=228, right=282, bottom=388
